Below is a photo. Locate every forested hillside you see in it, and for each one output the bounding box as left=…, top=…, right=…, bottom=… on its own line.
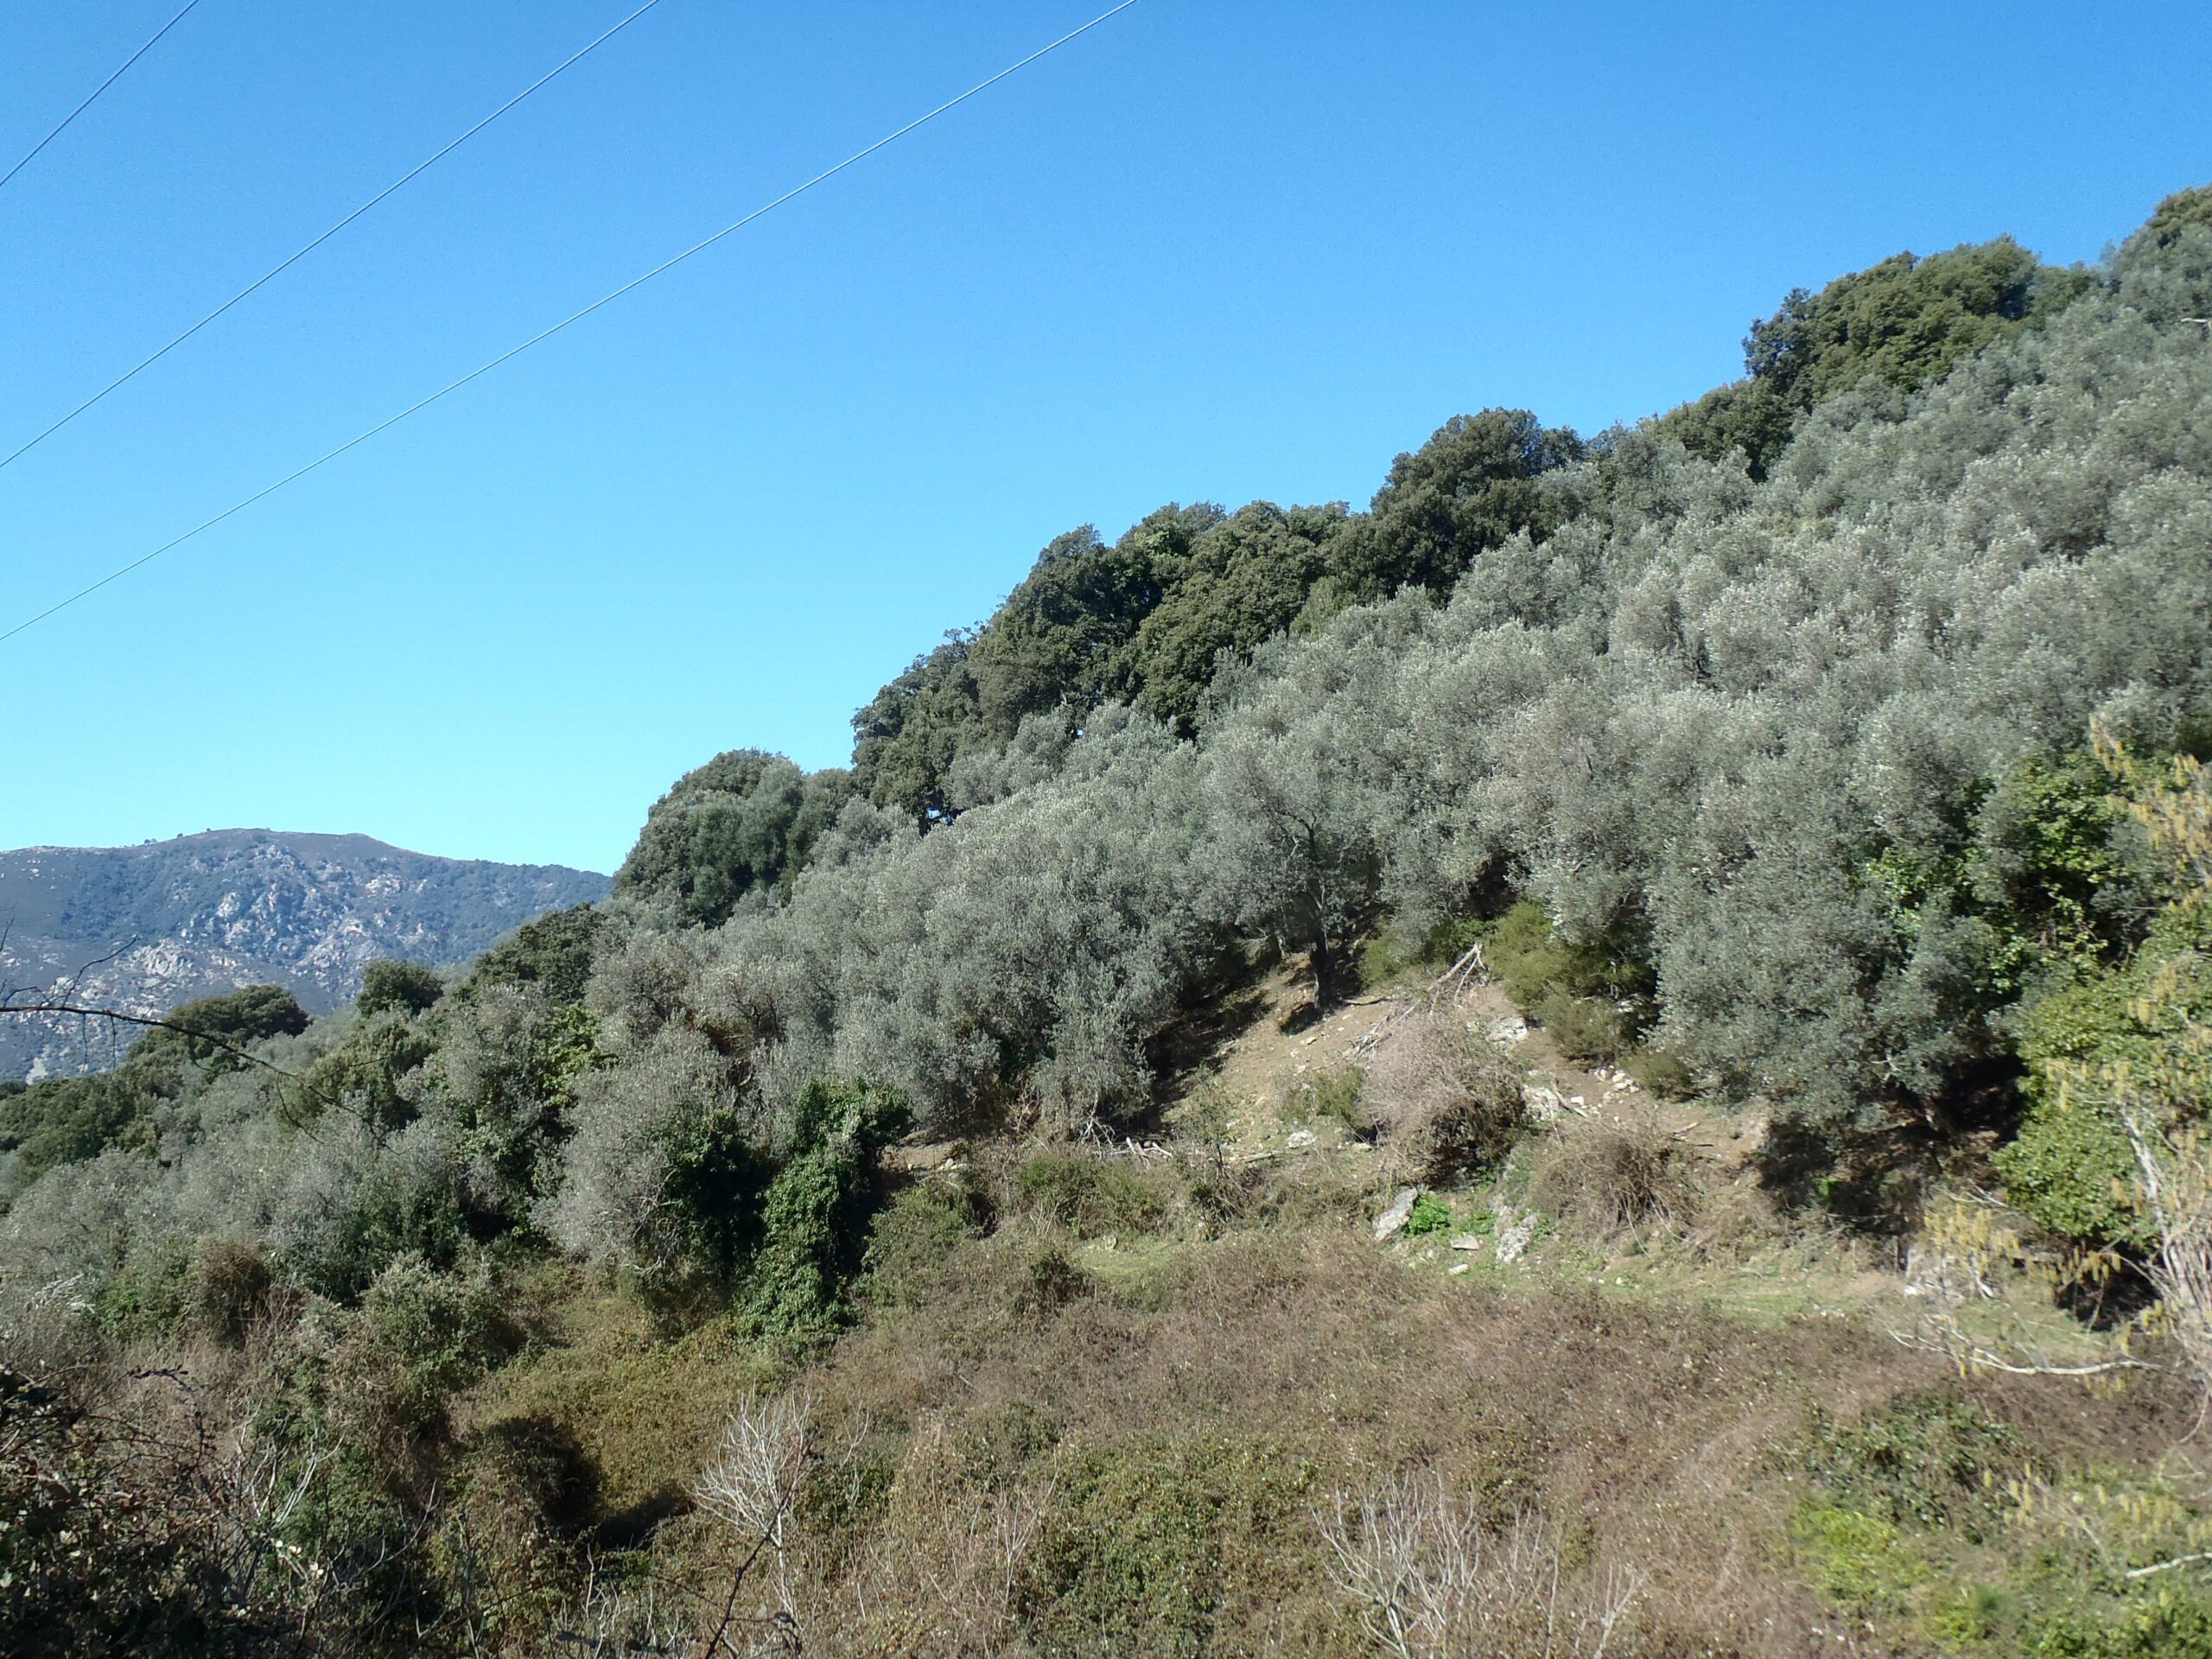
left=0, top=830, right=608, bottom=1080
left=5, top=188, right=2212, bottom=1659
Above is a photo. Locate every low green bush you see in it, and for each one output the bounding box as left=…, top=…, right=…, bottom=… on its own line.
left=1013, top=1238, right=1090, bottom=1322
left=1356, top=916, right=1484, bottom=989
left=1020, top=1434, right=1323, bottom=1656
left=349, top=1253, right=523, bottom=1439
left=862, top=1180, right=981, bottom=1307
left=1620, top=1042, right=1694, bottom=1097
left=1486, top=900, right=1571, bottom=1007
left=1789, top=1504, right=1931, bottom=1611
left=1405, top=1193, right=1454, bottom=1236
left=1287, top=1066, right=1370, bottom=1137
left=1797, top=1394, right=2032, bottom=1541
left=1533, top=986, right=1629, bottom=1062
left=1016, top=1151, right=1174, bottom=1237
left=1484, top=900, right=1655, bottom=1012
left=95, top=1236, right=194, bottom=1343
left=2023, top=1587, right=2212, bottom=1658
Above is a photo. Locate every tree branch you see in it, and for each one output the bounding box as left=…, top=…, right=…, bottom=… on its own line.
left=0, top=1001, right=296, bottom=1078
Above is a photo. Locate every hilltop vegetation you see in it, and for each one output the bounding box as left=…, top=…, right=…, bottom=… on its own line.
left=4, top=188, right=2212, bottom=1658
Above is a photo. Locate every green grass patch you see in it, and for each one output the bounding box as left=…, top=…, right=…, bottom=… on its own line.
left=1790, top=1503, right=1933, bottom=1610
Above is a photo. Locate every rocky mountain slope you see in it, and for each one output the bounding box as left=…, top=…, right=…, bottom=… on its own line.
left=0, top=830, right=607, bottom=1079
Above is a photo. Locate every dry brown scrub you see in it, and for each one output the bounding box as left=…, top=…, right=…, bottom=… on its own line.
left=446, top=1187, right=2186, bottom=1658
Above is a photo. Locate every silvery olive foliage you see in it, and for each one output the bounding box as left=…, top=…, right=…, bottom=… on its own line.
left=4, top=201, right=2209, bottom=1312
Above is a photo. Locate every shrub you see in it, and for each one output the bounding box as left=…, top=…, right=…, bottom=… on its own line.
left=1992, top=906, right=2212, bottom=1251
left=429, top=990, right=602, bottom=1220
left=101, top=1236, right=275, bottom=1348
left=1484, top=901, right=1653, bottom=1014
left=93, top=1236, right=193, bottom=1342
left=1533, top=986, right=1630, bottom=1063
left=276, top=1116, right=476, bottom=1303
left=1356, top=916, right=1484, bottom=990
left=1797, top=1394, right=2031, bottom=1541
left=358, top=959, right=445, bottom=1019
left=1620, top=1043, right=1694, bottom=1098
left=439, top=1414, right=598, bottom=1642
left=1016, top=1150, right=1174, bottom=1237
left=188, top=1237, right=273, bottom=1344
left=1287, top=1066, right=1371, bottom=1137
left=1405, top=1193, right=1454, bottom=1236
left=862, top=1180, right=981, bottom=1307
left=540, top=1026, right=756, bottom=1277
left=1529, top=1106, right=1703, bottom=1236
left=1319, top=1474, right=1643, bottom=1659
left=289, top=1008, right=435, bottom=1131
left=0, top=1363, right=314, bottom=1656
left=737, top=1077, right=909, bottom=1338
left=342, top=1252, right=521, bottom=1440
left=1021, top=1434, right=1323, bottom=1656
left=1011, top=1237, right=1090, bottom=1323
left=1485, top=900, right=1572, bottom=1007
left=1362, top=1009, right=1528, bottom=1182
left=2024, top=1588, right=2212, bottom=1659
left=1789, top=1504, right=1930, bottom=1611
left=1995, top=1089, right=2150, bottom=1253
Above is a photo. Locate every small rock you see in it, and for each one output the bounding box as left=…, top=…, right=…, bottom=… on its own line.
left=1373, top=1185, right=1422, bottom=1241
left=1523, top=1084, right=1568, bottom=1122
left=1448, top=1262, right=1471, bottom=1276
left=1286, top=1128, right=1318, bottom=1149
left=1492, top=1203, right=1539, bottom=1264
left=1447, top=1233, right=1484, bottom=1252
left=1487, top=1016, right=1529, bottom=1046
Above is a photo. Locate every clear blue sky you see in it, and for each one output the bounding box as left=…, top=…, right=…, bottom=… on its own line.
left=3, top=2, right=2205, bottom=874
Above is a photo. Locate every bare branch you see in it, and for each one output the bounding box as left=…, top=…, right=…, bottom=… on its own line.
left=0, top=1001, right=297, bottom=1077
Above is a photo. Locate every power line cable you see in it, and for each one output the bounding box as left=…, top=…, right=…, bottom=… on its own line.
left=0, top=0, right=207, bottom=193
left=0, top=0, right=668, bottom=476
left=0, top=0, right=1140, bottom=648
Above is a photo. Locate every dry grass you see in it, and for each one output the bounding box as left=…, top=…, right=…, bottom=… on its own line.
left=591, top=1215, right=2148, bottom=1656
left=1319, top=1471, right=1642, bottom=1659
left=437, top=1158, right=2206, bottom=1658
left=1529, top=1102, right=1709, bottom=1239
left=1361, top=1007, right=1528, bottom=1185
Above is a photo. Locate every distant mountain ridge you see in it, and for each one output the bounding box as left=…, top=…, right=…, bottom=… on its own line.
left=0, top=830, right=608, bottom=1079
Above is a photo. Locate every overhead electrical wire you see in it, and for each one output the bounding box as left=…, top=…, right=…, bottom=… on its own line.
left=0, top=0, right=207, bottom=194
left=0, top=0, right=1141, bottom=648
left=0, top=0, right=668, bottom=476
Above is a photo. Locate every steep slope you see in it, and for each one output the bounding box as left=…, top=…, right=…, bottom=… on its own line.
left=0, top=830, right=607, bottom=1078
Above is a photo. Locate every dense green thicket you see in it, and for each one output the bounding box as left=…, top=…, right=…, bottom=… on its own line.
left=1656, top=235, right=2095, bottom=478
left=848, top=407, right=1580, bottom=819
left=613, top=749, right=850, bottom=925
